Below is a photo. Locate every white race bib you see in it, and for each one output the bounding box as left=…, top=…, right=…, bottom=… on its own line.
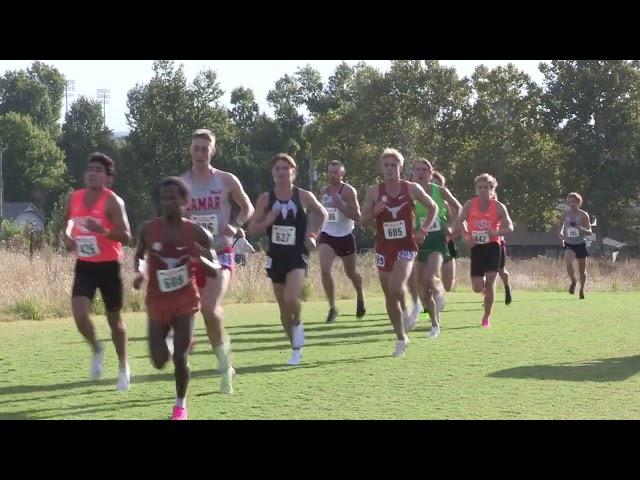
left=421, top=217, right=441, bottom=232
left=76, top=236, right=100, bottom=258
left=326, top=208, right=339, bottom=223
left=157, top=264, right=189, bottom=293
left=192, top=214, right=218, bottom=235
left=375, top=253, right=385, bottom=267
left=566, top=227, right=579, bottom=238
left=383, top=220, right=407, bottom=240
left=272, top=225, right=296, bottom=246
left=472, top=231, right=489, bottom=244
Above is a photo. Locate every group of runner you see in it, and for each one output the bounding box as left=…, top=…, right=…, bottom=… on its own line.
left=62, top=130, right=592, bottom=419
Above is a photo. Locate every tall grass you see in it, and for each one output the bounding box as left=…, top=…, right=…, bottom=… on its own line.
left=1, top=246, right=639, bottom=321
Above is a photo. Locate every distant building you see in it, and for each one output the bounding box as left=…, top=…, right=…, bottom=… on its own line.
left=2, top=202, right=45, bottom=231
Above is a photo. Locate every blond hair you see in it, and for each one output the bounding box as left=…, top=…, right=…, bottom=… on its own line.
left=474, top=173, right=498, bottom=189
left=192, top=128, right=216, bottom=145
left=272, top=153, right=297, bottom=169
left=380, top=148, right=404, bottom=167
left=414, top=158, right=433, bottom=170
left=567, top=192, right=583, bottom=205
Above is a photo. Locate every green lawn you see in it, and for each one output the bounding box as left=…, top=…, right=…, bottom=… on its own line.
left=0, top=291, right=638, bottom=419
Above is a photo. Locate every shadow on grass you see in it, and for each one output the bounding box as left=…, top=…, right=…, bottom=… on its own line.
left=488, top=355, right=640, bottom=382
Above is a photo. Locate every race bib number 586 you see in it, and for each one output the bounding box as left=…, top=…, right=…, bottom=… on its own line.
left=192, top=214, right=218, bottom=235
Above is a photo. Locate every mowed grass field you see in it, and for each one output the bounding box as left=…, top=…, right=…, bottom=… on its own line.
left=0, top=290, right=638, bottom=420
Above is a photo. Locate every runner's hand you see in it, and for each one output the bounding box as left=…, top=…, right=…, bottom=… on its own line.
left=85, top=218, right=107, bottom=234
left=373, top=199, right=388, bottom=216
left=304, top=235, right=317, bottom=252
left=132, top=272, right=145, bottom=290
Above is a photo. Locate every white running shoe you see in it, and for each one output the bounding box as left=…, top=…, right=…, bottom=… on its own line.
left=292, top=323, right=305, bottom=349
left=428, top=325, right=440, bottom=339
left=392, top=335, right=410, bottom=357
left=288, top=349, right=302, bottom=365
left=116, top=364, right=131, bottom=391
left=90, top=343, right=105, bottom=380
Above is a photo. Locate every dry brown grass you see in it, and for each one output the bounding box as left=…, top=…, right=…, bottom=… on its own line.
left=1, top=247, right=639, bottom=321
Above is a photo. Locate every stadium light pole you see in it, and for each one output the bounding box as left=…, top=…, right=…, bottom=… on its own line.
left=65, top=79, right=76, bottom=115
left=96, top=88, right=111, bottom=129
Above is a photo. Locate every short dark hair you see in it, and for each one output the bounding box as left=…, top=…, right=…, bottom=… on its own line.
left=87, top=152, right=115, bottom=176
left=159, top=176, right=191, bottom=202
left=328, top=160, right=344, bottom=170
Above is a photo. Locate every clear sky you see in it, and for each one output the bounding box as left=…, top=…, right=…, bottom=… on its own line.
left=0, top=60, right=547, bottom=133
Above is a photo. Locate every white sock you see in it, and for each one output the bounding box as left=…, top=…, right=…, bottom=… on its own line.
left=175, top=397, right=186, bottom=408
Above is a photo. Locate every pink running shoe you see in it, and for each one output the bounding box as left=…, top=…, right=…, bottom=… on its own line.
left=481, top=317, right=491, bottom=328
left=171, top=406, right=187, bottom=420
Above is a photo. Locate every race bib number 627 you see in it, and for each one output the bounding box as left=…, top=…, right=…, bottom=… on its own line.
left=272, top=225, right=296, bottom=245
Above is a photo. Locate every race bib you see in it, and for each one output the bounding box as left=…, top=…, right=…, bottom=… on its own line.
left=272, top=225, right=296, bottom=245
left=192, top=214, right=218, bottom=235
left=375, top=253, right=385, bottom=267
left=383, top=220, right=407, bottom=240
left=76, top=236, right=100, bottom=258
left=420, top=216, right=441, bottom=232
left=157, top=264, right=189, bottom=293
left=566, top=227, right=579, bottom=238
left=326, top=208, right=339, bottom=223
left=472, top=231, right=489, bottom=244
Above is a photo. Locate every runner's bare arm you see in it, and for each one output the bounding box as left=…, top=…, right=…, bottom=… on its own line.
left=300, top=189, right=328, bottom=237
left=248, top=193, right=278, bottom=237
left=360, top=186, right=380, bottom=227
left=409, top=182, right=438, bottom=234
left=494, top=202, right=514, bottom=237
left=132, top=222, right=149, bottom=290
left=452, top=200, right=472, bottom=238
left=558, top=213, right=566, bottom=240
left=61, top=191, right=75, bottom=251
left=193, top=224, right=220, bottom=278
left=105, top=194, right=132, bottom=244
left=441, top=186, right=463, bottom=223
left=579, top=210, right=593, bottom=235
left=334, top=185, right=361, bottom=222
left=227, top=173, right=255, bottom=227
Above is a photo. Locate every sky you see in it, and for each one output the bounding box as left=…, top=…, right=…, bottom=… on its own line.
left=0, top=60, right=548, bottom=134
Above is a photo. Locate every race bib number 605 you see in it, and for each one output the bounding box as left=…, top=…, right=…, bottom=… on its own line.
left=383, top=220, right=407, bottom=240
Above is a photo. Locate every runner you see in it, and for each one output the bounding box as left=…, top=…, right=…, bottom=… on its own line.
left=431, top=171, right=459, bottom=293
left=408, top=159, right=462, bottom=338
left=318, top=160, right=365, bottom=323
left=182, top=129, right=255, bottom=394
left=361, top=149, right=438, bottom=356
left=248, top=153, right=327, bottom=365
left=492, top=192, right=512, bottom=305
left=559, top=192, right=592, bottom=299
left=453, top=173, right=514, bottom=328
left=61, top=153, right=132, bottom=390
left=133, top=177, right=221, bottom=420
